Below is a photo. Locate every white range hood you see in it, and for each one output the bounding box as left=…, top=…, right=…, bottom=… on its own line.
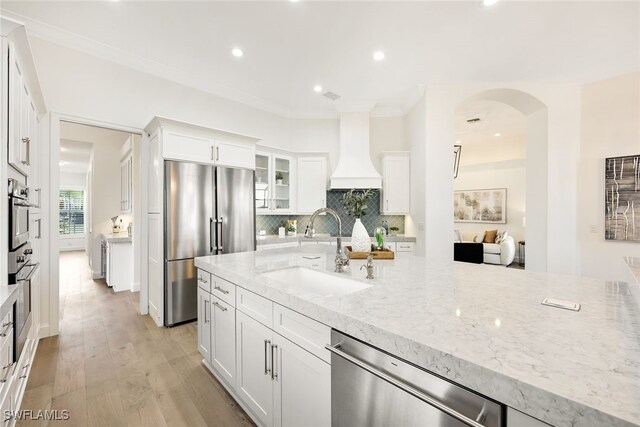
left=329, top=111, right=382, bottom=189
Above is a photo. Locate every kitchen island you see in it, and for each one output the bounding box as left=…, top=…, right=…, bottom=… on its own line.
left=195, top=246, right=640, bottom=427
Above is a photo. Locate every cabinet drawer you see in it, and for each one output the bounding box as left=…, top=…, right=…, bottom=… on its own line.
left=197, top=269, right=211, bottom=293
left=396, top=242, right=415, bottom=253
left=273, top=304, right=331, bottom=363
left=211, top=275, right=236, bottom=307
left=237, top=288, right=273, bottom=328
left=0, top=330, right=14, bottom=401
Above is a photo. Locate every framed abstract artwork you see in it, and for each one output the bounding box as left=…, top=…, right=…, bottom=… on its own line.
left=454, top=188, right=506, bottom=224
left=605, top=155, right=639, bottom=242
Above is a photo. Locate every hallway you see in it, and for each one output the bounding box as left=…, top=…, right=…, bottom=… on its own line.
left=18, top=251, right=253, bottom=426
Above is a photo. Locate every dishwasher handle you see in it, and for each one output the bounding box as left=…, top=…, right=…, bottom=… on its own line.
left=325, top=343, right=488, bottom=427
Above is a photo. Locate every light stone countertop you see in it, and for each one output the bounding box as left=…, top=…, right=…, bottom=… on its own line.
left=195, top=246, right=640, bottom=427
left=256, top=233, right=417, bottom=245
left=0, top=284, right=21, bottom=322
left=100, top=233, right=132, bottom=243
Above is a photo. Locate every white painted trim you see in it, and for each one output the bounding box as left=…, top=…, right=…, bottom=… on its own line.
left=49, top=113, right=144, bottom=337
left=37, top=323, right=49, bottom=339
left=131, top=282, right=140, bottom=292
left=59, top=245, right=84, bottom=252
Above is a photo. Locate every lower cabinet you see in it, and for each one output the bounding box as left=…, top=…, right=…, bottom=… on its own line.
left=197, top=287, right=211, bottom=361
left=210, top=297, right=235, bottom=387
left=197, top=268, right=331, bottom=427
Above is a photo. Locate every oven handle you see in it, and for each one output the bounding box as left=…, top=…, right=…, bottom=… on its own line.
left=17, top=263, right=39, bottom=282
left=325, top=343, right=487, bottom=427
left=13, top=201, right=38, bottom=208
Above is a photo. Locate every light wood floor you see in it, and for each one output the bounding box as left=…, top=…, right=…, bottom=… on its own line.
left=18, top=251, right=254, bottom=427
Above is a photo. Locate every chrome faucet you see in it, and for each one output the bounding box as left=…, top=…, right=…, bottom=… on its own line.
left=306, top=208, right=349, bottom=272
left=360, top=253, right=375, bottom=279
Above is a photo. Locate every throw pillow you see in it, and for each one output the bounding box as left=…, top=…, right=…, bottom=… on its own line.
left=496, top=230, right=509, bottom=244
left=461, top=232, right=476, bottom=242
left=473, top=232, right=486, bottom=243
left=484, top=230, right=498, bottom=243
left=454, top=230, right=462, bottom=243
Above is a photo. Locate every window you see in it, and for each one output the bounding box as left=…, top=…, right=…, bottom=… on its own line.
left=59, top=189, right=85, bottom=235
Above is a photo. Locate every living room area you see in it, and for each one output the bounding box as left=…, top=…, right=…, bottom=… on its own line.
left=453, top=98, right=526, bottom=268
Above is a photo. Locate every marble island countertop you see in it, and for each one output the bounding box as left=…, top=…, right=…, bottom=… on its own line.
left=256, top=233, right=416, bottom=245
left=195, top=246, right=640, bottom=427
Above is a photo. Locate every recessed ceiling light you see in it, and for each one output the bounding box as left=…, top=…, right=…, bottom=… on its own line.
left=313, top=85, right=323, bottom=93
left=60, top=147, right=68, bottom=152
left=231, top=48, right=243, bottom=58
left=373, top=51, right=385, bottom=61
left=494, top=318, right=502, bottom=327
left=59, top=161, right=66, bottom=166
left=481, top=0, right=499, bottom=6
left=494, top=133, right=502, bottom=137
left=455, top=140, right=462, bottom=144
left=289, top=0, right=299, bottom=2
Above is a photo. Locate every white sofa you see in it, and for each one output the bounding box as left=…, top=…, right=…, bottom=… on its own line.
left=455, top=231, right=516, bottom=266
left=483, top=236, right=515, bottom=266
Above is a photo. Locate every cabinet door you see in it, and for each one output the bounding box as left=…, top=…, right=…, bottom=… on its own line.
left=147, top=214, right=163, bottom=326
left=106, top=243, right=111, bottom=286
left=255, top=153, right=270, bottom=214
left=215, top=140, right=255, bottom=169
left=236, top=311, right=274, bottom=427
left=272, top=155, right=294, bottom=214
left=148, top=134, right=162, bottom=214
left=163, top=131, right=214, bottom=164
left=28, top=110, right=41, bottom=210
left=382, top=156, right=410, bottom=214
left=274, top=336, right=331, bottom=427
left=296, top=157, right=327, bottom=214
left=197, top=287, right=211, bottom=362
left=210, top=297, right=236, bottom=388
left=8, top=46, right=30, bottom=177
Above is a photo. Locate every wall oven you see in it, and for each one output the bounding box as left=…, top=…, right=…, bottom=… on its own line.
left=13, top=262, right=36, bottom=361
left=8, top=179, right=30, bottom=251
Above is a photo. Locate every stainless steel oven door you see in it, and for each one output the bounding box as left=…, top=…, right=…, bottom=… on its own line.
left=9, top=198, right=29, bottom=250
left=15, top=263, right=36, bottom=361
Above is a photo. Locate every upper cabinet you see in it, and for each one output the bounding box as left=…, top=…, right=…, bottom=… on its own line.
left=8, top=43, right=32, bottom=177
left=162, top=129, right=256, bottom=169
left=380, top=152, right=411, bottom=215
left=296, top=155, right=327, bottom=214
left=256, top=150, right=295, bottom=215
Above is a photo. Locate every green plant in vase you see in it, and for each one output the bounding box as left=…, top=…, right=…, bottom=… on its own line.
left=389, top=226, right=399, bottom=236
left=341, top=189, right=374, bottom=252
left=275, top=171, right=284, bottom=185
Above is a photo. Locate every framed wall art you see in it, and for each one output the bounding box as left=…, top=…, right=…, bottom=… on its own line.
left=454, top=188, right=507, bottom=224
left=605, top=155, right=639, bottom=242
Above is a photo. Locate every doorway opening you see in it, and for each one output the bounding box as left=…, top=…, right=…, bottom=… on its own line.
left=453, top=89, right=547, bottom=272
left=57, top=121, right=142, bottom=324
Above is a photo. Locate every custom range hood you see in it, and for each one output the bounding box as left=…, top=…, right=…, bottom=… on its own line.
left=330, top=110, right=382, bottom=189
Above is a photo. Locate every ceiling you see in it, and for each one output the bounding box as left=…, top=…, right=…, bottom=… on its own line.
left=59, top=121, right=132, bottom=173
left=2, top=1, right=638, bottom=118
left=455, top=100, right=525, bottom=145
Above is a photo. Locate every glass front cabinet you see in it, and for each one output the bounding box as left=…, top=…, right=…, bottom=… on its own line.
left=255, top=151, right=295, bottom=214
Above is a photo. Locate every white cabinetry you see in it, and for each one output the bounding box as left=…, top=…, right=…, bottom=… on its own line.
left=197, top=268, right=331, bottom=427
left=197, top=286, right=211, bottom=361
left=296, top=156, right=327, bottom=214
left=380, top=152, right=411, bottom=215
left=7, top=42, right=31, bottom=177
left=105, top=239, right=133, bottom=292
left=162, top=130, right=256, bottom=169
left=256, top=151, right=295, bottom=214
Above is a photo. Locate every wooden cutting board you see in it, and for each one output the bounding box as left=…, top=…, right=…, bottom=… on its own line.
left=345, top=246, right=395, bottom=259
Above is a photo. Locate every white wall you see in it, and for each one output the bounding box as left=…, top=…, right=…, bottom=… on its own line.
left=578, top=72, right=640, bottom=281
left=59, top=171, right=87, bottom=251
left=404, top=94, right=426, bottom=255
left=459, top=134, right=525, bottom=166
left=132, top=134, right=141, bottom=292
left=454, top=159, right=526, bottom=249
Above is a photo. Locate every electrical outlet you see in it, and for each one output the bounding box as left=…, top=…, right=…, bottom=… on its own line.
left=417, top=223, right=424, bottom=231
left=589, top=225, right=598, bottom=233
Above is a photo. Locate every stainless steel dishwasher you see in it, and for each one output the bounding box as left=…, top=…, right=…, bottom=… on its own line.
left=326, top=330, right=503, bottom=427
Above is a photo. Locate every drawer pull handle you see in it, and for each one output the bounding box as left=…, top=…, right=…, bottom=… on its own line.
left=264, top=340, right=271, bottom=375
left=0, top=322, right=12, bottom=337
left=271, top=344, right=278, bottom=381
left=214, top=286, right=229, bottom=295
left=198, top=277, right=207, bottom=283
left=18, top=375, right=26, bottom=380
left=0, top=362, right=16, bottom=383
left=213, top=301, right=227, bottom=312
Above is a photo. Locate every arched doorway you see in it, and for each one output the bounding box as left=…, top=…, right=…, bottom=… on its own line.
left=455, top=89, right=547, bottom=272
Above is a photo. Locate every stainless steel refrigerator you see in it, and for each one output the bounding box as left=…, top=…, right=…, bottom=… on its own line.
left=164, top=160, right=255, bottom=326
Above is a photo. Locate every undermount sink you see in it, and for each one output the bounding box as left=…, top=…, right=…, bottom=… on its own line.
left=261, top=267, right=371, bottom=298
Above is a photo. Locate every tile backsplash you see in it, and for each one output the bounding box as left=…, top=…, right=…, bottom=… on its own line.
left=256, top=190, right=405, bottom=236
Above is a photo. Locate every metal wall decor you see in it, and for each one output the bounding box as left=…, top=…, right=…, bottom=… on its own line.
left=605, top=155, right=640, bottom=242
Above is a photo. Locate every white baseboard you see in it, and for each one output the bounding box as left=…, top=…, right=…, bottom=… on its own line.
left=37, top=323, right=50, bottom=339
left=59, top=246, right=85, bottom=252
left=91, top=270, right=104, bottom=280
left=131, top=282, right=140, bottom=292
